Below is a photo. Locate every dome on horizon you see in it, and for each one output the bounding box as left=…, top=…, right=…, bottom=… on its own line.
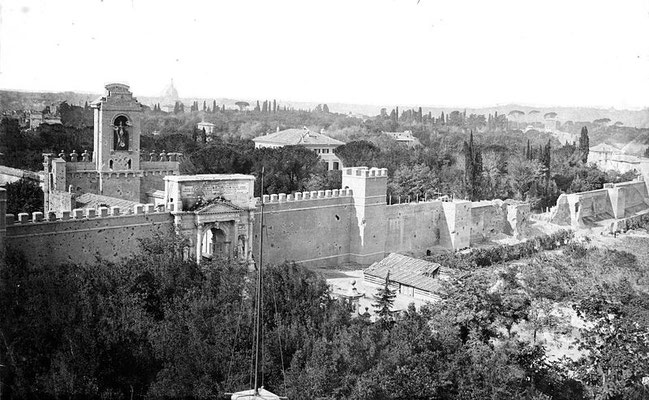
left=161, top=79, right=179, bottom=102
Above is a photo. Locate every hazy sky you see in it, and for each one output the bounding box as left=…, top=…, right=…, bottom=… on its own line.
left=0, top=0, right=648, bottom=109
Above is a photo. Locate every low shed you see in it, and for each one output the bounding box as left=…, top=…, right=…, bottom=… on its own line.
left=364, top=253, right=444, bottom=302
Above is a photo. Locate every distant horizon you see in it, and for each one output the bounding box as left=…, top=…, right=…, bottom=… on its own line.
left=1, top=84, right=647, bottom=113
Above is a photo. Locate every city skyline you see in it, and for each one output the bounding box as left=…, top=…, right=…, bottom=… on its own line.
left=0, top=0, right=648, bottom=110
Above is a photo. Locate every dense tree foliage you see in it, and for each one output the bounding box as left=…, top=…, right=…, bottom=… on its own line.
left=4, top=178, right=44, bottom=215
left=2, top=227, right=649, bottom=399
left=0, top=100, right=637, bottom=211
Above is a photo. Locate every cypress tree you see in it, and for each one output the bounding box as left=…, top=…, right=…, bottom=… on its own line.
left=579, top=126, right=589, bottom=163
left=542, top=140, right=551, bottom=179
left=213, top=100, right=217, bottom=113
left=463, top=131, right=483, bottom=201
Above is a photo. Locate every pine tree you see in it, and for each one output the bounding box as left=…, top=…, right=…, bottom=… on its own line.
left=372, top=272, right=396, bottom=319
left=579, top=126, right=589, bottom=163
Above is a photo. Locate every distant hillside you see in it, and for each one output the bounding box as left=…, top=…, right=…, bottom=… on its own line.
left=3, top=89, right=648, bottom=128
left=0, top=90, right=99, bottom=112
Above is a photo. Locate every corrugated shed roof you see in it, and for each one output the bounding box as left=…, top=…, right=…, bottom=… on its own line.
left=364, top=253, right=443, bottom=293
left=252, top=128, right=345, bottom=146
left=75, top=193, right=140, bottom=211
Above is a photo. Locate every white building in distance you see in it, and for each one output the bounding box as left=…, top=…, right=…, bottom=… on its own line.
left=252, top=127, right=345, bottom=171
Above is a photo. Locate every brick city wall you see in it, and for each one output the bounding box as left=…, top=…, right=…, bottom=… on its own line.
left=1, top=168, right=540, bottom=268
left=384, top=201, right=445, bottom=256
left=252, top=189, right=355, bottom=267
left=5, top=204, right=173, bottom=266
left=550, top=179, right=649, bottom=226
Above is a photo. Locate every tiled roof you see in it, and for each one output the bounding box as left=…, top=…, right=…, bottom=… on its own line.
left=74, top=193, right=140, bottom=210
left=364, top=253, right=443, bottom=293
left=252, top=128, right=345, bottom=146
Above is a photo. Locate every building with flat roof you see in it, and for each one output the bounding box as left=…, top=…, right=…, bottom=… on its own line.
left=382, top=130, right=419, bottom=146
left=252, top=127, right=345, bottom=170
left=197, top=121, right=216, bottom=135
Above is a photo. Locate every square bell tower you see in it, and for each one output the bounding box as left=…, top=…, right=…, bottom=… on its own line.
left=91, top=83, right=142, bottom=172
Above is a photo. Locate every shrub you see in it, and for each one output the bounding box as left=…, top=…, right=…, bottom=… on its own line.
left=425, top=230, right=574, bottom=270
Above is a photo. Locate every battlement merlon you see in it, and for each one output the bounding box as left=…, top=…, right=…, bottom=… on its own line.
left=256, top=188, right=353, bottom=204
left=5, top=203, right=176, bottom=226
left=343, top=166, right=389, bottom=178
left=44, top=151, right=181, bottom=169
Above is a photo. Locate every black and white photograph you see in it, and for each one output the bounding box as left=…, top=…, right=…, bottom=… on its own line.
left=0, top=0, right=648, bottom=399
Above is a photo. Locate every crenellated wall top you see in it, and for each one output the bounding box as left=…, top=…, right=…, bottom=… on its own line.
left=343, top=167, right=388, bottom=177
left=255, top=188, right=353, bottom=205
left=5, top=203, right=177, bottom=226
